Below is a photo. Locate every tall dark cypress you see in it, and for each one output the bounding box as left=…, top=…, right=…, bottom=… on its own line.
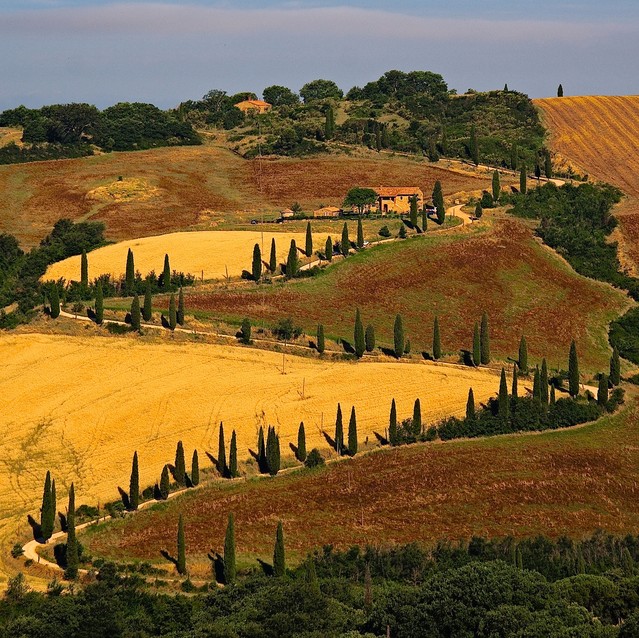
left=433, top=181, right=445, bottom=224
left=393, top=314, right=404, bottom=359
left=177, top=288, right=185, bottom=325
left=511, top=364, right=519, bottom=397
left=389, top=398, right=398, bottom=446
left=162, top=253, right=171, bottom=290
left=498, top=368, right=509, bottom=421
left=421, top=206, right=428, bottom=232
left=469, top=125, right=479, bottom=165
left=224, top=513, right=236, bottom=585
left=95, top=281, right=104, bottom=325
left=557, top=84, right=564, bottom=97
left=129, top=451, right=139, bottom=511
left=569, top=340, right=580, bottom=397
left=217, top=424, right=227, bottom=478
left=610, top=347, right=621, bottom=386
left=409, top=196, right=418, bottom=227
left=142, top=280, right=152, bottom=321
left=365, top=324, right=375, bottom=353
left=159, top=465, right=170, bottom=499
left=125, top=248, right=135, bottom=296
left=335, top=403, right=344, bottom=455
left=412, top=398, right=422, bottom=436
left=357, top=217, right=364, bottom=248
left=597, top=374, right=609, bottom=407
left=550, top=384, right=556, bottom=404
left=65, top=483, right=79, bottom=580
left=168, top=294, right=177, bottom=330
left=532, top=366, right=541, bottom=404
left=175, top=441, right=186, bottom=486
left=492, top=170, right=501, bottom=202
left=266, top=426, right=280, bottom=476
left=176, top=514, right=187, bottom=575
left=540, top=358, right=549, bottom=404
left=466, top=388, right=475, bottom=421
left=354, top=308, right=365, bottom=359
left=510, top=143, right=518, bottom=171
left=433, top=316, right=441, bottom=360
left=252, top=243, right=262, bottom=282
left=287, top=239, right=299, bottom=277
left=229, top=431, right=238, bottom=478
left=325, top=236, right=333, bottom=262
left=130, top=293, right=141, bottom=331
left=297, top=422, right=307, bottom=462
left=80, top=250, right=88, bottom=291
left=273, top=521, right=285, bottom=577
left=473, top=322, right=481, bottom=367
left=40, top=470, right=54, bottom=541
left=191, top=449, right=200, bottom=486
left=520, top=164, right=527, bottom=195
left=518, top=336, right=528, bottom=373
left=305, top=222, right=313, bottom=257
left=325, top=106, right=335, bottom=139
left=257, top=426, right=267, bottom=473
left=51, top=479, right=56, bottom=536
left=480, top=312, right=490, bottom=364
left=341, top=223, right=350, bottom=256
left=269, top=237, right=277, bottom=273
left=544, top=152, right=553, bottom=179
left=348, top=406, right=358, bottom=456
left=317, top=324, right=325, bottom=354
left=50, top=284, right=60, bottom=319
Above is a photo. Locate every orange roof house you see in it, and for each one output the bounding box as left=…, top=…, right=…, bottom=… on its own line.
left=234, top=99, right=272, bottom=114
left=313, top=206, right=341, bottom=218
left=369, top=187, right=424, bottom=215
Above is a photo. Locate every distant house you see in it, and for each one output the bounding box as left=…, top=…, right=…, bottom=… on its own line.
left=234, top=99, right=272, bottom=115
left=280, top=208, right=295, bottom=220
left=369, top=187, right=424, bottom=215
left=313, top=206, right=341, bottom=218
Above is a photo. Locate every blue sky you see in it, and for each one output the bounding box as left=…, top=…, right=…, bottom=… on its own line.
left=0, top=1, right=637, bottom=110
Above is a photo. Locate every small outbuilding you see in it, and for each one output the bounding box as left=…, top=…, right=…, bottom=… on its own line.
left=313, top=206, right=341, bottom=218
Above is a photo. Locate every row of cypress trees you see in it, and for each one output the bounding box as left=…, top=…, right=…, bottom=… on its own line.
left=472, top=312, right=491, bottom=366
left=216, top=424, right=239, bottom=479
left=124, top=249, right=174, bottom=296
left=255, top=425, right=281, bottom=476
left=333, top=403, right=358, bottom=456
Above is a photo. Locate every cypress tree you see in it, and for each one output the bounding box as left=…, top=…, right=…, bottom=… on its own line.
left=297, top=422, right=307, bottom=462
left=269, top=237, right=277, bottom=273
left=325, top=106, right=335, bottom=139
left=257, top=426, right=266, bottom=473
left=516, top=547, right=524, bottom=571
left=50, top=284, right=60, bottom=319
left=511, top=364, right=519, bottom=397
left=130, top=293, right=141, bottom=331
left=325, top=236, right=333, bottom=262
left=341, top=223, right=350, bottom=256
left=421, top=206, right=428, bottom=231
left=466, top=388, right=475, bottom=421
left=544, top=152, right=553, bottom=179
left=569, top=340, right=580, bottom=397
left=557, top=84, right=564, bottom=97
left=229, top=431, right=238, bottom=478
left=162, top=253, right=171, bottom=290
left=550, top=384, right=556, bottom=404
left=492, top=170, right=501, bottom=202
left=224, top=513, right=236, bottom=585
left=365, top=324, right=375, bottom=352
left=480, top=312, right=490, bottom=365
left=473, top=322, right=481, bottom=367
left=409, top=196, right=418, bottom=226
left=433, top=316, right=441, bottom=360
left=176, top=514, right=186, bottom=575
left=520, top=163, right=527, bottom=195
left=175, top=441, right=186, bottom=486
left=335, top=403, right=344, bottom=455
left=191, top=449, right=200, bottom=486
left=433, top=181, right=445, bottom=224
left=389, top=398, right=398, bottom=446
left=305, top=222, right=313, bottom=257
left=125, top=248, right=135, bottom=296
left=95, top=281, right=104, bottom=325
left=317, top=324, right=325, bottom=354
left=598, top=374, right=609, bottom=407
left=217, top=424, right=227, bottom=477
left=533, top=366, right=541, bottom=403
left=469, top=124, right=479, bottom=165
left=177, top=288, right=185, bottom=325
left=266, top=426, right=280, bottom=476
left=412, top=398, right=422, bottom=436
left=287, top=239, right=299, bottom=277
left=142, top=280, right=152, bottom=321
left=357, top=217, right=364, bottom=248
left=80, top=250, right=88, bottom=291
left=393, top=314, right=404, bottom=359
left=610, top=347, right=621, bottom=386
left=252, top=243, right=262, bottom=282
left=160, top=465, right=170, bottom=499
left=168, top=294, right=177, bottom=330
left=498, top=368, right=509, bottom=421
left=474, top=202, right=483, bottom=219
left=510, top=143, right=518, bottom=171
left=404, top=339, right=411, bottom=355
left=348, top=406, right=358, bottom=456
left=51, top=479, right=57, bottom=537
left=540, top=358, right=549, bottom=404
left=398, top=225, right=407, bottom=239
left=534, top=156, right=542, bottom=181
left=305, top=555, right=320, bottom=595
left=273, top=521, right=285, bottom=577
left=65, top=483, right=79, bottom=580
left=240, top=318, right=251, bottom=344
left=129, top=451, right=139, bottom=511
left=40, top=471, right=54, bottom=541
left=518, top=336, right=528, bottom=373
left=354, top=308, right=365, bottom=358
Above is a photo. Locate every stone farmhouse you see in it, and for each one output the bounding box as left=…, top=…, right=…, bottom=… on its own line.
left=370, top=187, right=424, bottom=215
left=234, top=99, right=272, bottom=114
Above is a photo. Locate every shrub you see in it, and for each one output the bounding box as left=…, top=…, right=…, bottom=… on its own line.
left=304, top=448, right=325, bottom=468
left=379, top=225, right=391, bottom=238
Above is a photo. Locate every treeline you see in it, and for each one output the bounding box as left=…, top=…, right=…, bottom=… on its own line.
left=0, top=102, right=200, bottom=163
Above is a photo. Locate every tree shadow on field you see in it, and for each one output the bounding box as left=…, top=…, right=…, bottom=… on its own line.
left=27, top=515, right=44, bottom=543
left=422, top=351, right=433, bottom=361
left=460, top=349, right=475, bottom=367
left=208, top=551, right=226, bottom=584
left=380, top=346, right=398, bottom=358
left=341, top=339, right=355, bottom=355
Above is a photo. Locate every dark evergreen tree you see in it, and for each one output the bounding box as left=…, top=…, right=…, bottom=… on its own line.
left=317, top=324, right=325, bottom=354
left=469, top=124, right=479, bottom=165
left=348, top=406, right=358, bottom=456
left=557, top=84, right=564, bottom=97
left=398, top=225, right=407, bottom=239
left=504, top=83, right=509, bottom=92
left=389, top=398, right=398, bottom=445
left=325, top=236, right=333, bottom=262
left=252, top=243, right=262, bottom=282
left=142, top=280, right=152, bottom=322
left=512, top=364, right=519, bottom=397
left=229, top=431, right=238, bottom=478
left=540, top=358, right=549, bottom=404
left=544, top=151, right=553, bottom=179
left=168, top=294, right=177, bottom=330
left=533, top=366, right=541, bottom=404
left=40, top=470, right=54, bottom=541
left=125, top=248, right=135, bottom=296
left=480, top=312, right=490, bottom=364
left=325, top=106, right=335, bottom=139
left=404, top=339, right=411, bottom=355
left=550, top=384, right=556, bottom=404
left=273, top=521, right=285, bottom=577
left=518, top=335, right=528, bottom=373
left=177, top=288, right=185, bottom=325
left=473, top=322, right=481, bottom=367
left=269, top=237, right=277, bottom=273
left=305, top=555, right=320, bottom=595
left=510, top=143, right=518, bottom=171
left=162, top=253, right=171, bottom=290
left=354, top=308, right=365, bottom=358
left=474, top=202, right=483, bottom=219
left=466, top=388, right=475, bottom=421
left=175, top=440, right=186, bottom=486
left=357, top=217, right=364, bottom=248
left=176, top=514, right=187, bottom=575
left=297, top=422, right=307, bottom=462
left=50, top=284, right=60, bottom=319
left=341, top=223, right=350, bottom=256
left=409, top=196, right=418, bottom=226
left=240, top=318, right=251, bottom=344
left=412, top=398, right=422, bottom=436
left=160, top=465, right=170, bottom=499
left=287, top=239, right=299, bottom=277
left=421, top=206, right=428, bottom=231
left=80, top=250, right=88, bottom=291
left=365, top=324, right=375, bottom=353
left=224, top=513, right=236, bottom=585
left=492, top=170, right=501, bottom=202
left=335, top=403, right=344, bottom=455
left=266, top=426, right=280, bottom=476
left=217, top=424, right=227, bottom=478
left=520, top=164, right=527, bottom=195
left=257, top=426, right=267, bottom=473
left=51, top=479, right=56, bottom=532
left=598, top=374, right=609, bottom=406
left=610, top=347, right=621, bottom=386
left=191, top=449, right=200, bottom=486
left=498, top=368, right=509, bottom=421
left=569, top=340, right=580, bottom=397
left=393, top=314, right=404, bottom=359
left=65, top=483, right=79, bottom=580
left=129, top=451, right=139, bottom=511
left=433, top=181, right=445, bottom=224
left=130, top=293, right=141, bottom=331
left=433, top=316, right=441, bottom=360
left=95, top=281, right=104, bottom=325
left=534, top=156, right=542, bottom=181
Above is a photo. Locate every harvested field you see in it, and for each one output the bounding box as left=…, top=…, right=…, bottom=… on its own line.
left=182, top=219, right=629, bottom=372
left=84, top=393, right=639, bottom=569
left=0, top=141, right=491, bottom=248
left=0, top=332, right=499, bottom=566
left=44, top=230, right=329, bottom=282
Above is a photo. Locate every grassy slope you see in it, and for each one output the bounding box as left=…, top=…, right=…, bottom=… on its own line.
left=181, top=218, right=629, bottom=372
left=84, top=392, right=639, bottom=570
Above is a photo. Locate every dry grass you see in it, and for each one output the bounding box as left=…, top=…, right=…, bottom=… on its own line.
left=0, top=127, right=22, bottom=148
left=44, top=230, right=330, bottom=282
left=87, top=177, right=161, bottom=203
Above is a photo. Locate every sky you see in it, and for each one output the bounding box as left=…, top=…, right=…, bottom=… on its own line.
left=0, top=0, right=637, bottom=110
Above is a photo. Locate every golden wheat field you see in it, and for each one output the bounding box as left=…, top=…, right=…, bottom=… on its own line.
left=44, top=230, right=331, bottom=282
left=0, top=332, right=499, bottom=561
